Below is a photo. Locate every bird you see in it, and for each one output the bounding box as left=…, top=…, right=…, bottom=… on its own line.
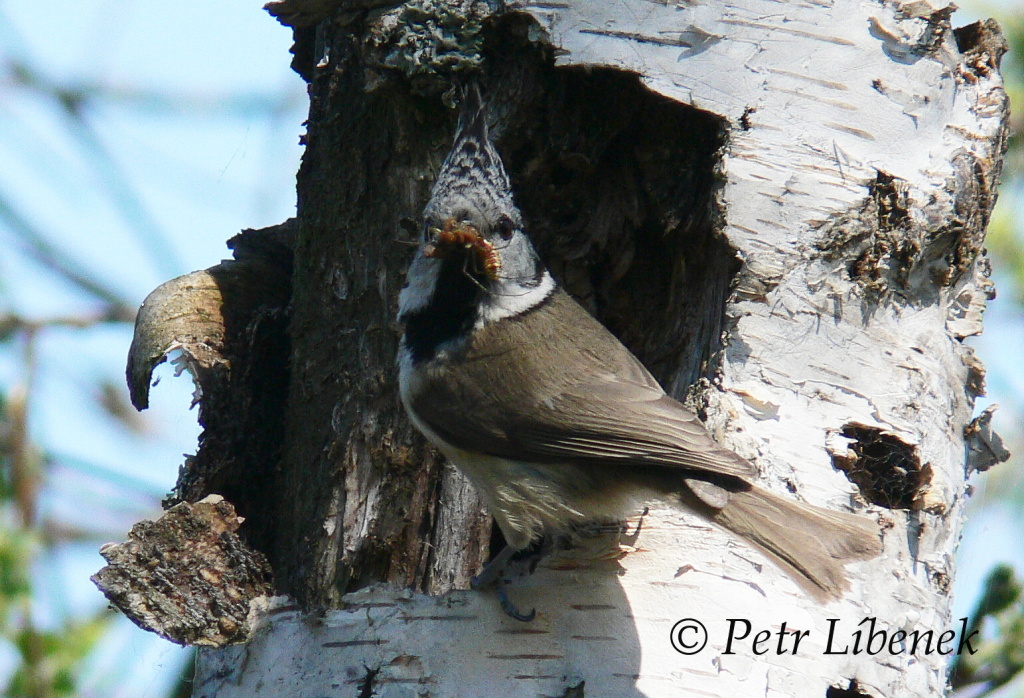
left=397, top=84, right=882, bottom=619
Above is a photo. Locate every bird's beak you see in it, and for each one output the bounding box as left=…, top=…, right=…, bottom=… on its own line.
left=422, top=218, right=502, bottom=280
left=423, top=218, right=476, bottom=258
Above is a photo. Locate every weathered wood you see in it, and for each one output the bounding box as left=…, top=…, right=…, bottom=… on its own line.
left=92, top=496, right=273, bottom=647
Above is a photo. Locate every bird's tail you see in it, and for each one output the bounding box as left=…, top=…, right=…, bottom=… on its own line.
left=683, top=481, right=882, bottom=601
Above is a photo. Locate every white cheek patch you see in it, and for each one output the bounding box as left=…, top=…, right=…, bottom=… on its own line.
left=476, top=270, right=556, bottom=328
left=397, top=253, right=441, bottom=321
left=399, top=242, right=555, bottom=331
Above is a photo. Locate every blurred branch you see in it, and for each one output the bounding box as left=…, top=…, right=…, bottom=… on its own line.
left=6, top=59, right=302, bottom=119
left=951, top=565, right=1024, bottom=696
left=986, top=198, right=1024, bottom=303
left=6, top=58, right=302, bottom=284
left=5, top=327, right=49, bottom=698
left=40, top=519, right=143, bottom=546
left=46, top=451, right=168, bottom=501
left=0, top=191, right=136, bottom=321
left=8, top=60, right=186, bottom=280
left=9, top=327, right=39, bottom=528
left=0, top=310, right=132, bottom=340
left=8, top=608, right=114, bottom=698
left=58, top=106, right=185, bottom=280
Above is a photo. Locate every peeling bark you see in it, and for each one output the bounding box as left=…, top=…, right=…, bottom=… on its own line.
left=92, top=496, right=273, bottom=646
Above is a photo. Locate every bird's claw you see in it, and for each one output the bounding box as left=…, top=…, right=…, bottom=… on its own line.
left=496, top=582, right=535, bottom=622
left=622, top=506, right=649, bottom=546
left=472, top=545, right=537, bottom=621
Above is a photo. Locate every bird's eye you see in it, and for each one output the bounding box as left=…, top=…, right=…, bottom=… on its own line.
left=496, top=215, right=515, bottom=240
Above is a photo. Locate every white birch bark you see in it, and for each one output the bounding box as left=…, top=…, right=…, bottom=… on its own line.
left=193, top=0, right=1007, bottom=696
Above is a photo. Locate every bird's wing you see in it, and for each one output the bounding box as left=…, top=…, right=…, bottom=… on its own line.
left=409, top=292, right=757, bottom=481
left=512, top=375, right=757, bottom=480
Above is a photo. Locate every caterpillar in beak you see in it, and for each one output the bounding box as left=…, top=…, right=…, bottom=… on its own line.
left=423, top=219, right=502, bottom=281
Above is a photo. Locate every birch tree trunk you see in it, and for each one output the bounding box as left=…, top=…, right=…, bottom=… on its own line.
left=100, top=1, right=1009, bottom=697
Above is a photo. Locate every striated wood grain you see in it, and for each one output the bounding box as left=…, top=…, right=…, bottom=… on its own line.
left=92, top=496, right=273, bottom=647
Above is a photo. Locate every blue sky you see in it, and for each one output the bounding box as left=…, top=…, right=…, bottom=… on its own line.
left=1, top=1, right=305, bottom=694
left=0, top=1, right=1020, bottom=696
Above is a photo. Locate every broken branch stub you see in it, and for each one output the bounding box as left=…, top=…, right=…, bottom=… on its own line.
left=126, top=221, right=295, bottom=414
left=106, top=223, right=294, bottom=644
left=127, top=269, right=229, bottom=411
left=124, top=222, right=293, bottom=511
left=965, top=405, right=1011, bottom=474
left=92, top=495, right=274, bottom=646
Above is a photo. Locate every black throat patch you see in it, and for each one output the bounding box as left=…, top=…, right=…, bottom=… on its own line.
left=402, top=257, right=484, bottom=364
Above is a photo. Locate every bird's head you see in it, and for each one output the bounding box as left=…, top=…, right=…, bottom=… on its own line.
left=418, top=86, right=545, bottom=294
left=398, top=85, right=555, bottom=336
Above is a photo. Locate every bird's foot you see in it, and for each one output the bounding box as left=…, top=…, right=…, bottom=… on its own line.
left=622, top=506, right=649, bottom=546
left=495, top=580, right=535, bottom=622
left=472, top=544, right=539, bottom=622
